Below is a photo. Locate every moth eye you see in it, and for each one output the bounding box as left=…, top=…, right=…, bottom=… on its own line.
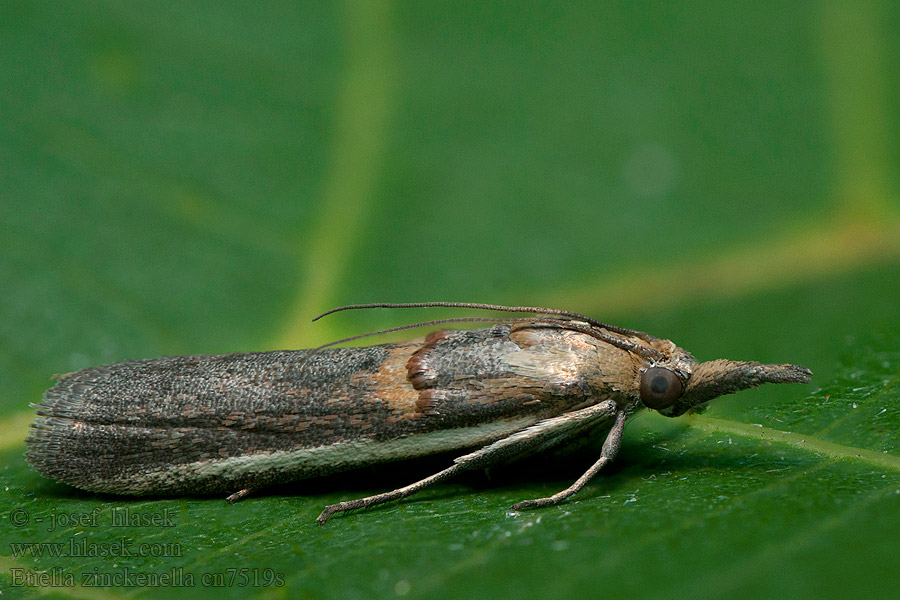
left=640, top=367, right=683, bottom=410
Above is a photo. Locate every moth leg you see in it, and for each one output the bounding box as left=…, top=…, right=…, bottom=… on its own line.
left=317, top=400, right=619, bottom=524
left=316, top=462, right=466, bottom=525
left=226, top=488, right=253, bottom=503
left=511, top=408, right=627, bottom=510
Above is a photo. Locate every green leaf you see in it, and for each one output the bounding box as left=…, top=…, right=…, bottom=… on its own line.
left=2, top=2, right=900, bottom=599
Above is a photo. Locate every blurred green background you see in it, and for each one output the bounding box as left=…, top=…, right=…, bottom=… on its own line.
left=2, top=2, right=899, bottom=599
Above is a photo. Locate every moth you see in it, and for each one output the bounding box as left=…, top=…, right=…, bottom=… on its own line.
left=26, top=302, right=811, bottom=523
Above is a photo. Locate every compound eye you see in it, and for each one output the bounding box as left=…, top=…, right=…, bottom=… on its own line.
left=640, top=367, right=683, bottom=410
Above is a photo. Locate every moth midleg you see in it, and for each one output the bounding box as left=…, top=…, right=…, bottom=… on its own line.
left=316, top=400, right=619, bottom=524
left=510, top=408, right=627, bottom=510
left=315, top=461, right=468, bottom=524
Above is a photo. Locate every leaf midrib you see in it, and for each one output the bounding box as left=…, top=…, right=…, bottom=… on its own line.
left=684, top=413, right=900, bottom=471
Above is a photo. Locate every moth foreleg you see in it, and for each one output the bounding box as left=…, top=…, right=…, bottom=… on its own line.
left=316, top=400, right=619, bottom=524
left=510, top=408, right=627, bottom=510
left=451, top=399, right=619, bottom=470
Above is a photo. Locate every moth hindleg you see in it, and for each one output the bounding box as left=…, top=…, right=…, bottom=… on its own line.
left=226, top=488, right=253, bottom=503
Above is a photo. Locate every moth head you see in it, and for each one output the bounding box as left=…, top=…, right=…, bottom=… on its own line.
left=641, top=359, right=812, bottom=417
left=517, top=317, right=810, bottom=416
